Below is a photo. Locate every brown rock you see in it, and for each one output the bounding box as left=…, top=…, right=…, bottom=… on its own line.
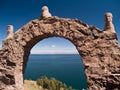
left=0, top=16, right=120, bottom=90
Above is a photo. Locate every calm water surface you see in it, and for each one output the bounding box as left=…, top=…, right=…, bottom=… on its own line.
left=24, top=54, right=87, bottom=90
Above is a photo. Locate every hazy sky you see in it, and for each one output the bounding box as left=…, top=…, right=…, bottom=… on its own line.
left=0, top=0, right=120, bottom=54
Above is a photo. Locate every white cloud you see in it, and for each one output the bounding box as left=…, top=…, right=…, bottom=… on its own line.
left=51, top=45, right=56, bottom=48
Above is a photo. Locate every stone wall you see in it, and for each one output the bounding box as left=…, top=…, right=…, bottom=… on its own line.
left=0, top=17, right=120, bottom=90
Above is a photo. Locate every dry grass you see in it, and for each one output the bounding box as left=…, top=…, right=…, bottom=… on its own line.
left=24, top=80, right=43, bottom=90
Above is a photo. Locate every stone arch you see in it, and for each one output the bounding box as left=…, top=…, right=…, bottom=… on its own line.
left=0, top=16, right=120, bottom=90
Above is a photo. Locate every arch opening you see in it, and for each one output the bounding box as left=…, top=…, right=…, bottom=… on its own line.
left=23, top=37, right=88, bottom=90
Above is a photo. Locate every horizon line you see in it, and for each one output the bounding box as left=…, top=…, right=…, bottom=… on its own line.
left=31, top=52, right=79, bottom=54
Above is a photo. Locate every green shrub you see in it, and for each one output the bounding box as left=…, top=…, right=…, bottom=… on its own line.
left=37, top=76, right=73, bottom=90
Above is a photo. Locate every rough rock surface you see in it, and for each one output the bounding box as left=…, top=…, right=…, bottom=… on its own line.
left=0, top=16, right=120, bottom=90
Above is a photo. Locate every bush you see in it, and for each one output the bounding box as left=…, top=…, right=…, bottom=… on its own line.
left=37, top=76, right=73, bottom=90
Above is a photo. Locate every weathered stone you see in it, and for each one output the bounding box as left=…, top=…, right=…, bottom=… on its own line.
left=0, top=16, right=120, bottom=90
left=5, top=25, right=14, bottom=40
left=104, top=12, right=116, bottom=33
left=40, top=6, right=52, bottom=19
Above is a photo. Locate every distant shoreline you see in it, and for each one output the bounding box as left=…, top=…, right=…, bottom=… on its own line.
left=30, top=53, right=79, bottom=55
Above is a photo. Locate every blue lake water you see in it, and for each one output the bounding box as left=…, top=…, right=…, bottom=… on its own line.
left=24, top=54, right=87, bottom=90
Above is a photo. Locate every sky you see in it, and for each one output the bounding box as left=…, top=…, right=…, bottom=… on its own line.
left=0, top=0, right=120, bottom=54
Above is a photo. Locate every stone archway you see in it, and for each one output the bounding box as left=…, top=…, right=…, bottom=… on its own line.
left=0, top=16, right=120, bottom=90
